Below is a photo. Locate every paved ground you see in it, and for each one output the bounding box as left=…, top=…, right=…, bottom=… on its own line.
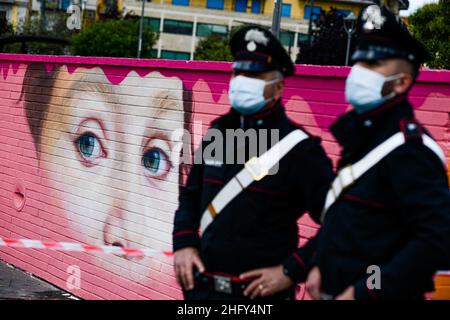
left=0, top=259, right=77, bottom=300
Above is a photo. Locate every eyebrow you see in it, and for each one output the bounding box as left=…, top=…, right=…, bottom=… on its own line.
left=152, top=90, right=183, bottom=118
left=67, top=72, right=120, bottom=104
left=71, top=81, right=117, bottom=97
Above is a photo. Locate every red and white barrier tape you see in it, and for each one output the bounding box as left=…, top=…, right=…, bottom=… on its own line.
left=0, top=238, right=173, bottom=258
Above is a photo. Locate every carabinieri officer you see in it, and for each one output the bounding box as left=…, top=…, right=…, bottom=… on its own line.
left=172, top=26, right=334, bottom=300
left=306, top=5, right=450, bottom=300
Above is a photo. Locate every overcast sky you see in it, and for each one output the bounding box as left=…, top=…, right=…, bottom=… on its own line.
left=400, top=0, right=439, bottom=16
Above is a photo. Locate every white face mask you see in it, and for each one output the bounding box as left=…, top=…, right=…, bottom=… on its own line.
left=228, top=75, right=279, bottom=115
left=345, top=64, right=402, bottom=114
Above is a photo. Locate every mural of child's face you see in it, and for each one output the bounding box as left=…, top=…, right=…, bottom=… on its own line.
left=37, top=67, right=185, bottom=283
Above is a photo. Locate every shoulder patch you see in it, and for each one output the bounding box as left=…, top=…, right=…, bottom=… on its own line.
left=399, top=118, right=423, bottom=142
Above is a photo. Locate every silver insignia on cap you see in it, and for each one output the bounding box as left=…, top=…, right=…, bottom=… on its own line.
left=362, top=5, right=386, bottom=32
left=247, top=41, right=257, bottom=52
left=245, top=28, right=269, bottom=52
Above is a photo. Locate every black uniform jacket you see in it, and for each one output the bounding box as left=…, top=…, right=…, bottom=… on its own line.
left=172, top=102, right=334, bottom=283
left=315, top=96, right=450, bottom=300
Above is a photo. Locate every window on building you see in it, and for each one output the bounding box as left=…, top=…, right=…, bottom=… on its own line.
left=281, top=3, right=291, bottom=18
left=196, top=23, right=228, bottom=37
left=280, top=31, right=295, bottom=47
left=60, top=0, right=71, bottom=10
left=161, top=50, right=191, bottom=60
left=235, top=0, right=247, bottom=12
left=144, top=17, right=161, bottom=32
left=172, top=0, right=190, bottom=6
left=206, top=0, right=225, bottom=10
left=251, top=0, right=261, bottom=14
left=336, top=9, right=352, bottom=17
left=0, top=10, right=6, bottom=24
left=297, top=33, right=309, bottom=46
left=304, top=5, right=321, bottom=20
left=163, top=19, right=194, bottom=35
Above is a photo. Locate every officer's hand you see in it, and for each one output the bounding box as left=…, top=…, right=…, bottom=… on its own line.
left=306, top=266, right=322, bottom=300
left=174, top=247, right=205, bottom=291
left=335, top=286, right=355, bottom=300
left=240, top=265, right=293, bottom=299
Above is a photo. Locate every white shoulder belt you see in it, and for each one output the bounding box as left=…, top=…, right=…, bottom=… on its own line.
left=320, top=132, right=446, bottom=223
left=200, top=129, right=309, bottom=233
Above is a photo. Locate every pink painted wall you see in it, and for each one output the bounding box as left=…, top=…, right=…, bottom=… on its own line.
left=0, top=54, right=448, bottom=300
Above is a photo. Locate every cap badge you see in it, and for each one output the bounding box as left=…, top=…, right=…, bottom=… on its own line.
left=245, top=29, right=269, bottom=52
left=362, top=5, right=386, bottom=32
left=247, top=41, right=257, bottom=52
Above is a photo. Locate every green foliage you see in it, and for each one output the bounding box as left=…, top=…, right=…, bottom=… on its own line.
left=194, top=24, right=260, bottom=62
left=408, top=0, right=450, bottom=69
left=0, top=19, right=14, bottom=36
left=194, top=33, right=232, bottom=62
left=71, top=19, right=158, bottom=58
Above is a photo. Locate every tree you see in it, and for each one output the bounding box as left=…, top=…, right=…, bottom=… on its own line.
left=408, top=0, right=450, bottom=69
left=71, top=19, right=158, bottom=58
left=194, top=33, right=232, bottom=62
left=296, top=8, right=352, bottom=66
left=194, top=24, right=256, bottom=62
left=0, top=18, right=14, bottom=36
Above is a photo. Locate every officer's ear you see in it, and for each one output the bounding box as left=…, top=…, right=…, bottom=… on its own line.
left=274, top=73, right=285, bottom=97
left=393, top=72, right=414, bottom=95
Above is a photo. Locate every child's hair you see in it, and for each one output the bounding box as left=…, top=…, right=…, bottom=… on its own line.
left=20, top=62, right=57, bottom=151
left=20, top=62, right=194, bottom=185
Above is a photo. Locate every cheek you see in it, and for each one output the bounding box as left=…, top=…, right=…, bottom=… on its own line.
left=39, top=136, right=108, bottom=232
left=264, top=85, right=274, bottom=99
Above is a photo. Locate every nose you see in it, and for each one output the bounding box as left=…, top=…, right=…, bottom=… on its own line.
left=103, top=206, right=143, bottom=261
left=103, top=138, right=145, bottom=261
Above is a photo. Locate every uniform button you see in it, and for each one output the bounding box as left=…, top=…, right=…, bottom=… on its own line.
left=257, top=119, right=264, bottom=126
left=364, top=120, right=373, bottom=127
left=407, top=123, right=417, bottom=131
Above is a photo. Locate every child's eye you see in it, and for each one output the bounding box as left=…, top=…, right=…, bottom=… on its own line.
left=76, top=133, right=104, bottom=161
left=142, top=148, right=170, bottom=177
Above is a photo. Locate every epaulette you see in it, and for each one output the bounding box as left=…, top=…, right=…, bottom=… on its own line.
left=399, top=118, right=423, bottom=142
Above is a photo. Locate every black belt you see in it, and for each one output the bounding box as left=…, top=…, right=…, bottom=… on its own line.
left=193, top=272, right=296, bottom=300
left=194, top=272, right=250, bottom=295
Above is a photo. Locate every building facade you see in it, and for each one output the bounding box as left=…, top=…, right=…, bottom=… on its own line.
left=123, top=0, right=371, bottom=61
left=0, top=0, right=370, bottom=61
left=0, top=0, right=30, bottom=29
left=0, top=0, right=98, bottom=31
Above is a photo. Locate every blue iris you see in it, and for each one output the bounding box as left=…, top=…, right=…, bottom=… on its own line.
left=142, top=149, right=162, bottom=173
left=77, top=133, right=97, bottom=159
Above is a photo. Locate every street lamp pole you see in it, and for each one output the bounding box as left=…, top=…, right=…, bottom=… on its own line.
left=307, top=0, right=315, bottom=46
left=137, top=0, right=146, bottom=58
left=81, top=0, right=87, bottom=30
left=271, top=0, right=282, bottom=39
left=343, top=12, right=356, bottom=66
